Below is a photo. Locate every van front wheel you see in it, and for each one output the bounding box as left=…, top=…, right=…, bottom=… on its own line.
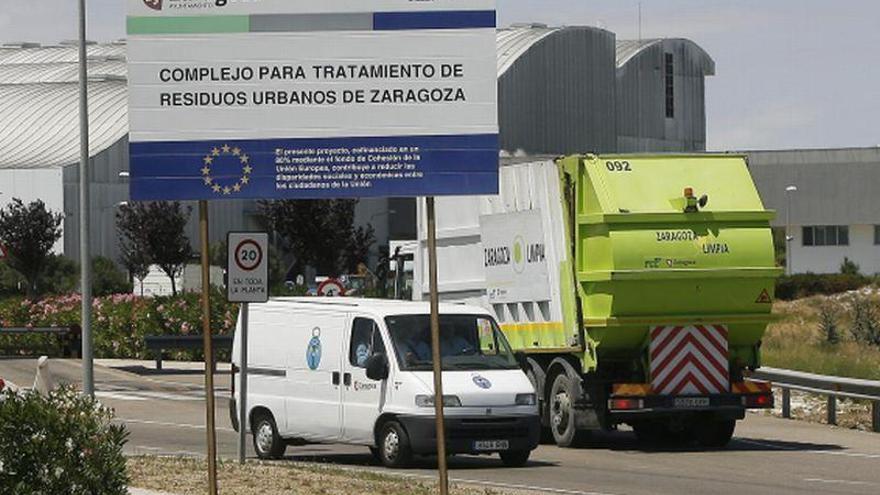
left=379, top=421, right=413, bottom=468
left=499, top=449, right=531, bottom=467
left=252, top=413, right=286, bottom=460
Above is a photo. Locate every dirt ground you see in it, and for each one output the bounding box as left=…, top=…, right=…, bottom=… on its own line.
left=128, top=456, right=518, bottom=495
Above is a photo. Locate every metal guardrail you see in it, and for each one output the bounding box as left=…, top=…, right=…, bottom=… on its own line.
left=145, top=335, right=233, bottom=370
left=0, top=326, right=81, bottom=358
left=751, top=367, right=880, bottom=433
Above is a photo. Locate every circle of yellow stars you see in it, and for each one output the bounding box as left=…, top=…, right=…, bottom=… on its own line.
left=201, top=144, right=253, bottom=196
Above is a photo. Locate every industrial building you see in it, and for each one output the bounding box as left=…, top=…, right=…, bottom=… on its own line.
left=615, top=38, right=715, bottom=152
left=747, top=148, right=880, bottom=275
left=0, top=41, right=257, bottom=263
left=0, top=25, right=718, bottom=272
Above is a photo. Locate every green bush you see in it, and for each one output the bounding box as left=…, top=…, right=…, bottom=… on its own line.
left=817, top=303, right=841, bottom=345
left=840, top=257, right=861, bottom=276
left=775, top=273, right=874, bottom=301
left=850, top=296, right=880, bottom=348
left=92, top=257, right=133, bottom=297
left=37, top=255, right=78, bottom=296
left=0, top=386, right=129, bottom=494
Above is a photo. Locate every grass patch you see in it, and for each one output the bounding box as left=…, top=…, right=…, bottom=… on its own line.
left=127, top=456, right=511, bottom=495
left=763, top=292, right=880, bottom=380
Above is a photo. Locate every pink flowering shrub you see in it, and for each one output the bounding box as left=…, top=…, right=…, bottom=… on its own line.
left=0, top=289, right=239, bottom=360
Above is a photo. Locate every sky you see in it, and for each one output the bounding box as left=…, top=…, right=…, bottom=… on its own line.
left=1, top=0, right=878, bottom=151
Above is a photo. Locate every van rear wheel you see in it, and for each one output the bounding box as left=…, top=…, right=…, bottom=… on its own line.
left=252, top=412, right=286, bottom=460
left=378, top=421, right=413, bottom=468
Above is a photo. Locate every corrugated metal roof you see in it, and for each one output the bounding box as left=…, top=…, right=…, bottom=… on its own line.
left=0, top=42, right=128, bottom=170
left=616, top=38, right=715, bottom=75
left=616, top=39, right=661, bottom=67
left=0, top=82, right=128, bottom=169
left=497, top=24, right=561, bottom=77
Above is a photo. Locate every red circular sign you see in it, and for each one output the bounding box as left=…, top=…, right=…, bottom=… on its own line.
left=317, top=279, right=346, bottom=297
left=234, top=239, right=263, bottom=272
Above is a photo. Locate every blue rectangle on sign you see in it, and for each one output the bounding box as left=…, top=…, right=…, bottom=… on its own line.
left=129, top=134, right=499, bottom=201
left=373, top=10, right=496, bottom=31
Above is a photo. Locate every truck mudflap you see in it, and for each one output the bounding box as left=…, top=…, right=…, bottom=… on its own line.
left=607, top=380, right=773, bottom=416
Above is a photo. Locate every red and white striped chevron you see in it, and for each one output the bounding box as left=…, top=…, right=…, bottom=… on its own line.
left=649, top=325, right=730, bottom=396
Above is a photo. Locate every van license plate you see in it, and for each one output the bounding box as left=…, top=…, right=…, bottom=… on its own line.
left=674, top=397, right=710, bottom=408
left=474, top=440, right=509, bottom=451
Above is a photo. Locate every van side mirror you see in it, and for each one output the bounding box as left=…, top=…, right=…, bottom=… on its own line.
left=514, top=351, right=529, bottom=372
left=365, top=353, right=389, bottom=381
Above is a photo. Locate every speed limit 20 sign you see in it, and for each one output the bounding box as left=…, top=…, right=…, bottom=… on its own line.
left=227, top=232, right=269, bottom=303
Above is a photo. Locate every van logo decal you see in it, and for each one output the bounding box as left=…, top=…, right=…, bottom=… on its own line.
left=472, top=374, right=492, bottom=389
left=306, top=327, right=322, bottom=370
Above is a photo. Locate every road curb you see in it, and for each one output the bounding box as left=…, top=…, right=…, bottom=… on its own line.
left=130, top=489, right=180, bottom=495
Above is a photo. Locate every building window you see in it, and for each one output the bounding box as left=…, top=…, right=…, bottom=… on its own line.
left=665, top=53, right=675, bottom=119
left=875, top=226, right=880, bottom=245
left=802, top=226, right=849, bottom=247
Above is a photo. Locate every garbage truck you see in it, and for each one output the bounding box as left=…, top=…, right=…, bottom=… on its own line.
left=414, top=154, right=781, bottom=448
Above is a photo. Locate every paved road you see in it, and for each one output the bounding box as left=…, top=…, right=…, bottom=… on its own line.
left=4, top=358, right=880, bottom=495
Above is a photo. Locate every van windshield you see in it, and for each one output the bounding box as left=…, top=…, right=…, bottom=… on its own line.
left=385, top=314, right=519, bottom=371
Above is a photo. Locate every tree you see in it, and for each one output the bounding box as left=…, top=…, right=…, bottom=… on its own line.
left=116, top=205, right=152, bottom=294
left=0, top=198, right=63, bottom=299
left=116, top=202, right=193, bottom=296
left=258, top=199, right=375, bottom=277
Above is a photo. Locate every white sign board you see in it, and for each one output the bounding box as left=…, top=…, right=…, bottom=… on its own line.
left=127, top=0, right=498, bottom=201
left=227, top=232, right=269, bottom=303
left=480, top=210, right=551, bottom=304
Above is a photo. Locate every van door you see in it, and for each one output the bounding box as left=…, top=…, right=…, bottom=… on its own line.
left=284, top=311, right=347, bottom=442
left=340, top=317, right=388, bottom=444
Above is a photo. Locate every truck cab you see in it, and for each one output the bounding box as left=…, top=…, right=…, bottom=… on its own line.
left=231, top=298, right=540, bottom=467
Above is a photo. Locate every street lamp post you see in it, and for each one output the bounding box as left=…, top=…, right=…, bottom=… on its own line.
left=785, top=185, right=798, bottom=276
left=78, top=0, right=94, bottom=398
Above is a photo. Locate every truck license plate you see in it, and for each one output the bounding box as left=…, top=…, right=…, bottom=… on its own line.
left=474, top=440, right=509, bottom=451
left=674, top=397, right=710, bottom=408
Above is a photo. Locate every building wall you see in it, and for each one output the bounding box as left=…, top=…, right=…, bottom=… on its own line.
left=0, top=168, right=65, bottom=253
left=789, top=224, right=880, bottom=275
left=747, top=148, right=880, bottom=227
left=499, top=27, right=617, bottom=155
left=616, top=39, right=714, bottom=152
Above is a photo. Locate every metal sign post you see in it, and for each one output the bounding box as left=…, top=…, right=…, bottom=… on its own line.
left=227, top=232, right=269, bottom=465
left=426, top=197, right=449, bottom=495
left=238, top=302, right=249, bottom=464
left=199, top=201, right=218, bottom=495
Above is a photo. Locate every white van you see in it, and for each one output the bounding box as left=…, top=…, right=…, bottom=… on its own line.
left=230, top=298, right=540, bottom=467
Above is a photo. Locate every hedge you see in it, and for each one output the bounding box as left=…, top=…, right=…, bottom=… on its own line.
left=775, top=273, right=876, bottom=301
left=0, top=290, right=238, bottom=361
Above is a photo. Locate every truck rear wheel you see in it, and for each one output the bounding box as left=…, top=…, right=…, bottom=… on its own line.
left=694, top=418, right=736, bottom=448
left=549, top=373, right=589, bottom=448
